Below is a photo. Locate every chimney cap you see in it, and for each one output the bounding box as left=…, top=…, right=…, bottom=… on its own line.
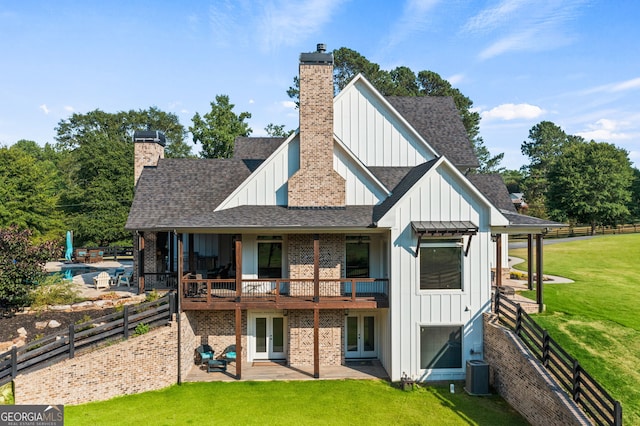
left=133, top=130, right=166, bottom=146
left=300, top=43, right=333, bottom=64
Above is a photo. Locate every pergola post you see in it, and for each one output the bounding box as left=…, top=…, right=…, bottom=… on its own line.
left=527, top=234, right=534, bottom=291
left=536, top=234, right=544, bottom=313
left=495, top=234, right=502, bottom=287
left=235, top=237, right=243, bottom=379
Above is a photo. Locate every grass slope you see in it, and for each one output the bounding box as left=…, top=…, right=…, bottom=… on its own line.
left=512, top=234, right=640, bottom=425
left=66, top=380, right=527, bottom=425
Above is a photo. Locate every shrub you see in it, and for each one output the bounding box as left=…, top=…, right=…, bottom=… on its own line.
left=134, top=323, right=150, bottom=335
left=0, top=382, right=14, bottom=405
left=30, top=275, right=81, bottom=310
left=146, top=289, right=160, bottom=302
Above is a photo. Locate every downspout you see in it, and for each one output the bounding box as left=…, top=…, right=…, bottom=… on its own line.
left=177, top=233, right=183, bottom=385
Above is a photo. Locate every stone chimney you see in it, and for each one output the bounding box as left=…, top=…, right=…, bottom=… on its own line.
left=288, top=44, right=345, bottom=207
left=133, top=130, right=165, bottom=186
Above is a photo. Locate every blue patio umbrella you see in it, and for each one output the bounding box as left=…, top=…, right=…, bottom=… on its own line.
left=65, top=231, right=73, bottom=262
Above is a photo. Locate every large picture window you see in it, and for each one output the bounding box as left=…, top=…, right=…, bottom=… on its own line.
left=258, top=237, right=282, bottom=278
left=420, top=325, right=462, bottom=369
left=420, top=240, right=462, bottom=290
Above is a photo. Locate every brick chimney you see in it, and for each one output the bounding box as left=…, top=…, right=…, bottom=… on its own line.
left=288, top=44, right=345, bottom=207
left=133, top=130, right=165, bottom=186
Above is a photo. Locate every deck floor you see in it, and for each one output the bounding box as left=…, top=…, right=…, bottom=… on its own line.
left=184, top=359, right=389, bottom=382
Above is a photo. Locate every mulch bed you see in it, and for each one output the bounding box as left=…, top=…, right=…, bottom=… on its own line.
left=0, top=308, right=116, bottom=346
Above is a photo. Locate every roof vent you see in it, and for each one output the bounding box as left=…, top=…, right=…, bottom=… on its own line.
left=317, top=43, right=326, bottom=53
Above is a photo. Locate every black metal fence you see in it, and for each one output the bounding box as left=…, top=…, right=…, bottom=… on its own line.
left=0, top=293, right=177, bottom=387
left=494, top=292, right=622, bottom=426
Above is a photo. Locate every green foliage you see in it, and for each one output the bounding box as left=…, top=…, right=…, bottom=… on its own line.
left=264, top=123, right=294, bottom=138
left=512, top=235, right=640, bottom=424
left=0, top=226, right=60, bottom=313
left=145, top=289, right=160, bottom=302
left=0, top=382, right=14, bottom=405
left=65, top=381, right=526, bottom=425
left=31, top=274, right=82, bottom=310
left=287, top=47, right=503, bottom=173
left=547, top=141, right=633, bottom=231
left=501, top=169, right=525, bottom=193
left=629, top=168, right=640, bottom=220
left=0, top=145, right=64, bottom=239
left=134, top=322, right=150, bottom=335
left=189, top=95, right=252, bottom=158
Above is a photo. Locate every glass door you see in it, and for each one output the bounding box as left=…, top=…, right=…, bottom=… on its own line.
left=345, top=314, right=376, bottom=358
left=254, top=315, right=286, bottom=360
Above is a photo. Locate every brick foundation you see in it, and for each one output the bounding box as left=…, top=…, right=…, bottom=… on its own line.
left=483, top=313, right=591, bottom=425
left=14, top=320, right=179, bottom=405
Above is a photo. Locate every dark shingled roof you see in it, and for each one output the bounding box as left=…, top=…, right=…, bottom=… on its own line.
left=500, top=210, right=565, bottom=228
left=386, top=96, right=479, bottom=169
left=126, top=158, right=252, bottom=230
left=233, top=137, right=285, bottom=160
left=467, top=174, right=516, bottom=212
left=373, top=159, right=439, bottom=222
left=368, top=167, right=414, bottom=192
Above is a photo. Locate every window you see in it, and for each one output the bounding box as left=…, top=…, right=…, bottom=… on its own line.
left=420, top=240, right=462, bottom=290
left=420, top=326, right=462, bottom=369
left=346, top=236, right=369, bottom=278
left=258, top=238, right=282, bottom=278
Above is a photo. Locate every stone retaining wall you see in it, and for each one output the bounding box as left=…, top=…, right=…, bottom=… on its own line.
left=14, top=319, right=179, bottom=405
left=483, top=313, right=591, bottom=426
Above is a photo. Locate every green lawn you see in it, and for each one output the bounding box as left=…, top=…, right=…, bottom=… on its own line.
left=65, top=380, right=527, bottom=425
left=511, top=234, right=640, bottom=425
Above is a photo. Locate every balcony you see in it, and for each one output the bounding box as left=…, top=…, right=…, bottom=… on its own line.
left=181, top=277, right=389, bottom=310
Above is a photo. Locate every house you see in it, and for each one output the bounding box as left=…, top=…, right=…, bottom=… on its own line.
left=125, top=44, right=560, bottom=382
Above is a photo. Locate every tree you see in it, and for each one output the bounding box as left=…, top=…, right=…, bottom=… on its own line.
left=547, top=141, right=633, bottom=234
left=55, top=107, right=184, bottom=246
left=520, top=121, right=578, bottom=217
left=0, top=226, right=60, bottom=313
left=264, top=123, right=294, bottom=138
left=0, top=145, right=63, bottom=239
left=189, top=95, right=252, bottom=158
left=287, top=47, right=503, bottom=172
left=501, top=169, right=525, bottom=193
left=628, top=168, right=640, bottom=221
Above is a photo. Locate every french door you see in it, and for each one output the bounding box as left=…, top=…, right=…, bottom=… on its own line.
left=252, top=314, right=286, bottom=360
left=345, top=314, right=376, bottom=358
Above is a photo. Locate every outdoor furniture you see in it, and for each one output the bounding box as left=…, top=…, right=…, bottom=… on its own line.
left=220, top=345, right=236, bottom=363
left=110, top=268, right=125, bottom=286
left=74, top=248, right=89, bottom=263
left=87, top=249, right=103, bottom=264
left=207, top=359, right=227, bottom=373
left=117, top=270, right=133, bottom=287
left=92, top=271, right=110, bottom=290
left=196, top=344, right=214, bottom=365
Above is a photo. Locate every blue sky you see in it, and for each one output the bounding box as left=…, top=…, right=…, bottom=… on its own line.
left=1, top=0, right=638, bottom=169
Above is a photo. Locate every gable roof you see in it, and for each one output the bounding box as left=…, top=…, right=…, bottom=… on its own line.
left=233, top=137, right=285, bottom=160
left=467, top=174, right=516, bottom=213
left=385, top=96, right=479, bottom=169
left=368, top=167, right=415, bottom=192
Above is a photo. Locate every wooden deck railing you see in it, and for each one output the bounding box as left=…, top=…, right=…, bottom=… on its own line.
left=494, top=292, right=622, bottom=426
left=182, top=277, right=389, bottom=304
left=0, top=293, right=176, bottom=387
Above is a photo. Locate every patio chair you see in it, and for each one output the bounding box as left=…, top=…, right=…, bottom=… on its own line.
left=220, top=345, right=236, bottom=363
left=117, top=270, right=133, bottom=287
left=92, top=271, right=110, bottom=290
left=195, top=344, right=214, bottom=365
left=110, top=268, right=125, bottom=286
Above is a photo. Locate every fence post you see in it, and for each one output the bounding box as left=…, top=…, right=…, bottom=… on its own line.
left=572, top=360, right=581, bottom=403
left=124, top=305, right=130, bottom=339
left=10, top=346, right=17, bottom=380
left=515, top=305, right=522, bottom=335
left=541, top=330, right=549, bottom=367
left=69, top=325, right=75, bottom=359
left=614, top=401, right=623, bottom=426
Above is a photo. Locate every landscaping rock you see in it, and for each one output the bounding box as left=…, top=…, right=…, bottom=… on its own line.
left=49, top=304, right=72, bottom=311
left=48, top=320, right=61, bottom=328
left=17, top=327, right=27, bottom=337
left=72, top=301, right=94, bottom=309
left=35, top=321, right=49, bottom=330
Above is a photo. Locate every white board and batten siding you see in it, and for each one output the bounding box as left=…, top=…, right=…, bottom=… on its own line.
left=377, top=163, right=494, bottom=382
left=334, top=79, right=437, bottom=167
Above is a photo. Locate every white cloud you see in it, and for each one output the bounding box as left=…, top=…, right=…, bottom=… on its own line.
left=382, top=0, right=440, bottom=50
left=464, top=0, right=588, bottom=60
left=39, top=104, right=50, bottom=115
left=481, top=103, right=545, bottom=121
left=446, top=73, right=465, bottom=85
left=583, top=77, right=640, bottom=95
left=249, top=99, right=255, bottom=104
left=281, top=100, right=297, bottom=110
left=575, top=118, right=634, bottom=141
left=64, top=106, right=74, bottom=112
